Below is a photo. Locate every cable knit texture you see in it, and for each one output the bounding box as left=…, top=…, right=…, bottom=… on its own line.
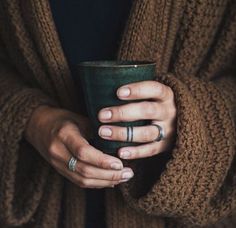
left=0, top=0, right=235, bottom=227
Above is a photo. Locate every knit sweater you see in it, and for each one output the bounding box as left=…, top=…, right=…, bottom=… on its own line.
left=0, top=0, right=236, bottom=228
left=49, top=1, right=133, bottom=228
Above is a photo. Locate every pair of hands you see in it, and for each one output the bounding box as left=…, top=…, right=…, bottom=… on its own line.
left=25, top=80, right=176, bottom=188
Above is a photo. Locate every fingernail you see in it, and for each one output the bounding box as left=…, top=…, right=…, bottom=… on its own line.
left=122, top=170, right=134, bottom=179
left=119, top=150, right=131, bottom=159
left=118, top=87, right=130, bottom=97
left=110, top=162, right=123, bottom=170
left=99, top=127, right=112, bottom=137
left=100, top=110, right=112, bottom=120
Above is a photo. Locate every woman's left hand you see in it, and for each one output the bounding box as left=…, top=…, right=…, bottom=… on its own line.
left=97, top=80, right=177, bottom=160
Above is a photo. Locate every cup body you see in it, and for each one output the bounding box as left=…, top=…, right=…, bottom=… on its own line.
left=77, top=61, right=156, bottom=155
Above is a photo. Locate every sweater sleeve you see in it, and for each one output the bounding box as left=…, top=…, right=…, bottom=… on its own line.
left=119, top=72, right=236, bottom=227
left=0, top=45, right=61, bottom=226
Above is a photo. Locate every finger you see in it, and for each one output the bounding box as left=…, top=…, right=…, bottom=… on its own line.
left=50, top=141, right=134, bottom=182
left=49, top=143, right=124, bottom=188
left=98, top=101, right=172, bottom=123
left=75, top=161, right=134, bottom=181
left=57, top=162, right=122, bottom=188
left=116, top=80, right=174, bottom=102
left=117, top=140, right=168, bottom=159
left=98, top=123, right=167, bottom=143
left=50, top=143, right=134, bottom=181
left=57, top=122, right=123, bottom=170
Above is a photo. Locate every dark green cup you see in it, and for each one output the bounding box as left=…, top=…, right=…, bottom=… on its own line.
left=77, top=61, right=156, bottom=156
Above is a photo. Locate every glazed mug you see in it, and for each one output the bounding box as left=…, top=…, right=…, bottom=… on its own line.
left=77, top=61, right=156, bottom=155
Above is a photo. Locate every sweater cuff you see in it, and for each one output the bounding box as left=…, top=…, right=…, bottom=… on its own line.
left=119, top=73, right=235, bottom=226
left=0, top=88, right=59, bottom=226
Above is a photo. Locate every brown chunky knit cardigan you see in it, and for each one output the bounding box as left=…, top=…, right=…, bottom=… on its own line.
left=0, top=0, right=236, bottom=227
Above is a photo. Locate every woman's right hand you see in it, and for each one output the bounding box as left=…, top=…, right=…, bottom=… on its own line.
left=24, top=105, right=134, bottom=188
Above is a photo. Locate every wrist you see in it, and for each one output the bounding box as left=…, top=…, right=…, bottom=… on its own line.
left=24, top=105, right=56, bottom=143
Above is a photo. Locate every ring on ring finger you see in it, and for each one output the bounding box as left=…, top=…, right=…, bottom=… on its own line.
left=68, top=156, right=77, bottom=172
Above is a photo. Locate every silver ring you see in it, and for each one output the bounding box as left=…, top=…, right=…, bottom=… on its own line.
left=68, top=156, right=77, bottom=172
left=151, top=124, right=165, bottom=142
left=126, top=126, right=133, bottom=142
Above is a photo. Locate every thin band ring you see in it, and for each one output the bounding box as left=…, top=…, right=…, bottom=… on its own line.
left=68, top=156, right=77, bottom=172
left=151, top=124, right=165, bottom=142
left=126, top=126, right=134, bottom=142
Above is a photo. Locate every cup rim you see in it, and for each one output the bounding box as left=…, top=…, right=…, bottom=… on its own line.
left=77, top=60, right=156, bottom=68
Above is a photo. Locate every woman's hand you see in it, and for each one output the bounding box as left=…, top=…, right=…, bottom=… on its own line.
left=24, top=106, right=134, bottom=188
left=98, top=80, right=177, bottom=159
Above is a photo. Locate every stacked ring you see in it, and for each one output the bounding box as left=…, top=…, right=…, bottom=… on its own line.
left=68, top=156, right=77, bottom=172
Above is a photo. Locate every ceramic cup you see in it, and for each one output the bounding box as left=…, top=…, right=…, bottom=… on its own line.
left=77, top=61, right=156, bottom=155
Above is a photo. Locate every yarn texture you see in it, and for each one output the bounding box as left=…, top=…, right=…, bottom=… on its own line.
left=0, top=0, right=236, bottom=227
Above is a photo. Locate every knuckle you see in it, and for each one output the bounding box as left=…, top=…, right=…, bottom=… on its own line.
left=118, top=128, right=126, bottom=140
left=117, top=107, right=125, bottom=121
left=135, top=85, right=143, bottom=97
left=96, top=156, right=107, bottom=168
left=75, top=146, right=87, bottom=161
left=110, top=172, right=120, bottom=181
left=57, top=121, right=72, bottom=140
left=143, top=102, right=157, bottom=118
left=79, top=165, right=91, bottom=178
left=57, top=127, right=66, bottom=140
